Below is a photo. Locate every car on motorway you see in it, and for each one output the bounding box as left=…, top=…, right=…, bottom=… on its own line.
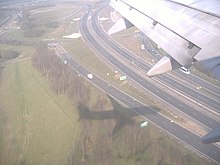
left=87, top=73, right=93, bottom=79
left=179, top=67, right=190, bottom=74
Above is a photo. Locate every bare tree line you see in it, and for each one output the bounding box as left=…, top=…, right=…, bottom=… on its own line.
left=31, top=42, right=206, bottom=165
left=32, top=42, right=90, bottom=104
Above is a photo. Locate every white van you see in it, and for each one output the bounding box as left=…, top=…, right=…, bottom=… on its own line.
left=87, top=73, right=93, bottom=79
left=179, top=67, right=190, bottom=74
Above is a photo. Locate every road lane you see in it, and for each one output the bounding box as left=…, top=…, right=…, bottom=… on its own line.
left=92, top=9, right=220, bottom=114
left=53, top=42, right=220, bottom=164
left=143, top=36, right=220, bottom=97
left=80, top=11, right=219, bottom=130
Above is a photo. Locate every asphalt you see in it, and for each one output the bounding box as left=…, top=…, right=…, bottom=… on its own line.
left=53, top=42, right=220, bottom=163
left=2, top=0, right=219, bottom=163
left=0, top=13, right=12, bottom=27
left=50, top=4, right=220, bottom=164
left=69, top=8, right=220, bottom=163
left=92, top=8, right=220, bottom=114
left=143, top=36, right=220, bottom=97
left=80, top=10, right=220, bottom=131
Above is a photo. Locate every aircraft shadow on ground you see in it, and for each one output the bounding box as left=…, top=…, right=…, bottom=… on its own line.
left=77, top=94, right=160, bottom=135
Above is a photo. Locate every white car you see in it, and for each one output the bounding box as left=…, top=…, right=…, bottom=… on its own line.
left=139, top=121, right=148, bottom=128
left=179, top=67, right=190, bottom=74
left=87, top=73, right=93, bottom=79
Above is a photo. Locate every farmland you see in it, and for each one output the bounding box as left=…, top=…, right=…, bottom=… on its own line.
left=0, top=1, right=216, bottom=165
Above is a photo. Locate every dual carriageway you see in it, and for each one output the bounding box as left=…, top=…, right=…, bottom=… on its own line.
left=1, top=2, right=220, bottom=163
left=74, top=4, right=220, bottom=162
left=53, top=4, right=220, bottom=163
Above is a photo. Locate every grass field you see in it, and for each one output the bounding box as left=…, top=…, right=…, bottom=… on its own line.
left=0, top=45, right=80, bottom=165
left=0, top=2, right=217, bottom=164
left=3, top=3, right=81, bottom=40
left=63, top=39, right=186, bottom=123
left=0, top=50, right=214, bottom=164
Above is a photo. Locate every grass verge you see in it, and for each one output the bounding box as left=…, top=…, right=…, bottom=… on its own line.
left=0, top=46, right=80, bottom=165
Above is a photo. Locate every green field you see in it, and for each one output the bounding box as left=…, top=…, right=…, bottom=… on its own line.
left=62, top=38, right=215, bottom=165
left=0, top=49, right=214, bottom=164
left=0, top=46, right=80, bottom=165
left=0, top=2, right=217, bottom=164
left=3, top=3, right=81, bottom=40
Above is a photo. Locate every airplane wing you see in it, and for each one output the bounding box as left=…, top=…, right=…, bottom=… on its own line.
left=108, top=0, right=220, bottom=143
left=202, top=126, right=220, bottom=144
left=108, top=0, right=220, bottom=78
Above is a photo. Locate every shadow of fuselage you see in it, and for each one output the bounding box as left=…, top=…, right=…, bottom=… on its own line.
left=77, top=95, right=160, bottom=135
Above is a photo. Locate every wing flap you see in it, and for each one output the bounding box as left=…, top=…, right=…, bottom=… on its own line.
left=110, top=0, right=201, bottom=66
left=109, top=0, right=220, bottom=78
